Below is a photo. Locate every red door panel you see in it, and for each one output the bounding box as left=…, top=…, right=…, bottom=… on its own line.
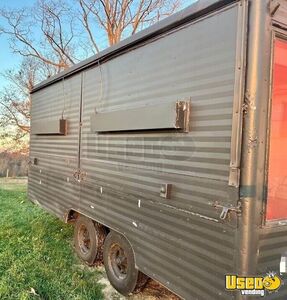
left=267, top=38, right=287, bottom=221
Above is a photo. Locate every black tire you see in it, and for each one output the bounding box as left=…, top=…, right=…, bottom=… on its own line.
left=103, top=231, right=148, bottom=296
left=74, top=215, right=106, bottom=266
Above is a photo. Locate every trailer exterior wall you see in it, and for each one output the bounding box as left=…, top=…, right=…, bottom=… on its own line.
left=79, top=6, right=243, bottom=300
left=29, top=75, right=82, bottom=217
left=254, top=1, right=287, bottom=300
left=29, top=1, right=246, bottom=299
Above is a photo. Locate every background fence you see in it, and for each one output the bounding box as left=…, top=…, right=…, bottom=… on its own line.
left=0, top=152, right=28, bottom=177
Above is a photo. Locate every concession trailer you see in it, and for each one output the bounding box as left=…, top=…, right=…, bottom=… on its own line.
left=28, top=0, right=287, bottom=299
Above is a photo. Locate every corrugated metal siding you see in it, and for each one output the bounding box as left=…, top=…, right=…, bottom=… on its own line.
left=78, top=4, right=240, bottom=300
left=258, top=226, right=287, bottom=299
left=28, top=3, right=244, bottom=300
left=81, top=6, right=238, bottom=182
left=78, top=188, right=235, bottom=299
left=28, top=75, right=82, bottom=215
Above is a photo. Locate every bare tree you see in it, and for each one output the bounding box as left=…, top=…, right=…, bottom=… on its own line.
left=78, top=0, right=181, bottom=51
left=0, top=0, right=79, bottom=72
left=0, top=58, right=46, bottom=152
left=0, top=0, right=181, bottom=67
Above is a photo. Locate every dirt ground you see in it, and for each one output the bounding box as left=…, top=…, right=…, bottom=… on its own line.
left=98, top=271, right=180, bottom=300
left=0, top=177, right=28, bottom=190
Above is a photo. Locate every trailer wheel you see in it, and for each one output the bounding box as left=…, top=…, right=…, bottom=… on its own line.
left=74, top=215, right=105, bottom=265
left=103, top=231, right=148, bottom=296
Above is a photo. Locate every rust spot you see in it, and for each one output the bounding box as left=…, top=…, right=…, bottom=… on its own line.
left=248, top=136, right=258, bottom=152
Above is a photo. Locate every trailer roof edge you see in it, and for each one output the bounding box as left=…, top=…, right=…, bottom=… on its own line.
left=31, top=0, right=237, bottom=93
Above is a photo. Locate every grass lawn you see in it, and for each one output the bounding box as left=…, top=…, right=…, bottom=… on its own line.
left=0, top=179, right=104, bottom=300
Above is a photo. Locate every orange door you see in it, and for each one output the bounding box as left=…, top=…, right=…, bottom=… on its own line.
left=267, top=38, right=287, bottom=221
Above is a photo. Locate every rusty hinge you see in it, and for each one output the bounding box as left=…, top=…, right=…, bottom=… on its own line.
left=73, top=169, right=87, bottom=182
left=213, top=201, right=242, bottom=220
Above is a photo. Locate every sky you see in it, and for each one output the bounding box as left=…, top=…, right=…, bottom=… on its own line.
left=0, top=0, right=36, bottom=88
left=0, top=0, right=195, bottom=89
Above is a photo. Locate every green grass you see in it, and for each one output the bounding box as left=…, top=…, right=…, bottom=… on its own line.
left=0, top=180, right=104, bottom=300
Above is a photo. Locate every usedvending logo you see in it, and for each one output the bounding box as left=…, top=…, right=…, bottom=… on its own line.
left=225, top=272, right=282, bottom=297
